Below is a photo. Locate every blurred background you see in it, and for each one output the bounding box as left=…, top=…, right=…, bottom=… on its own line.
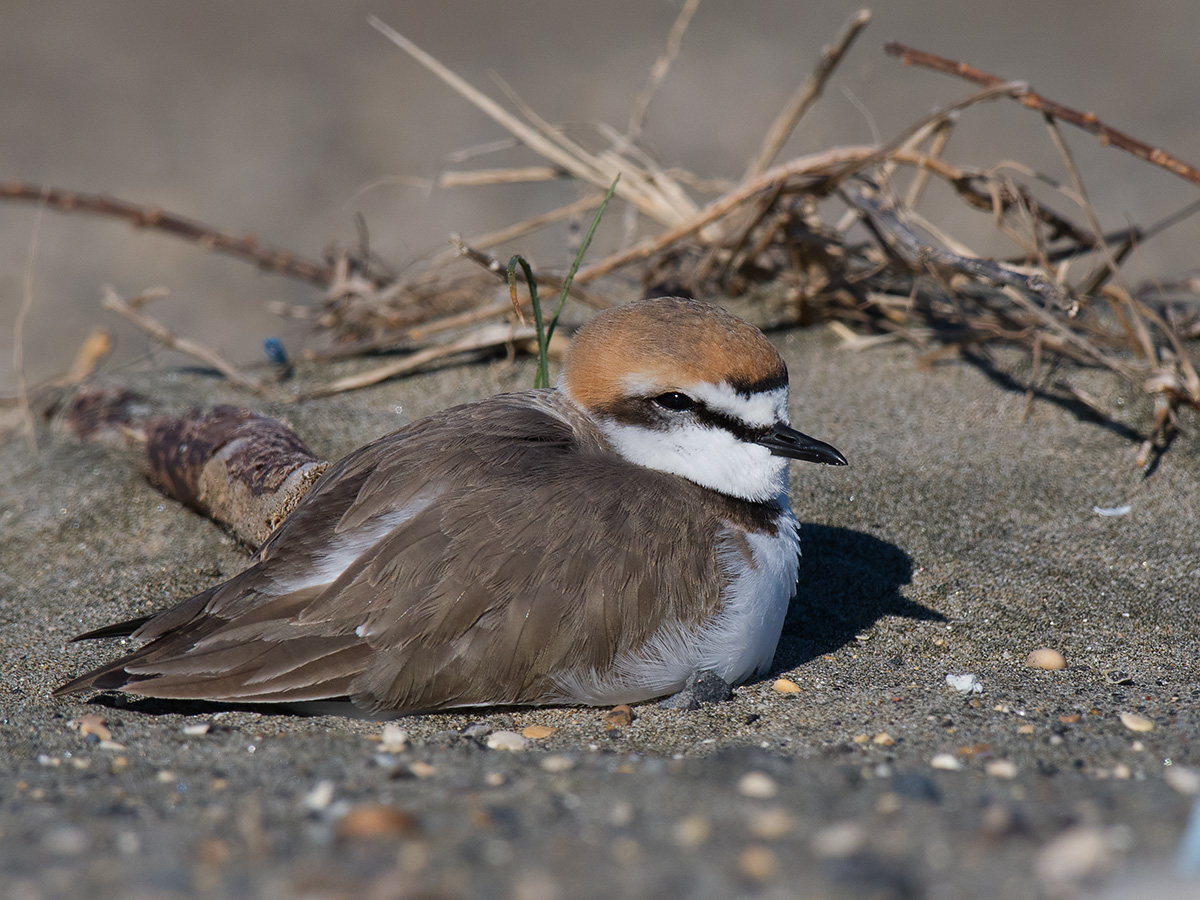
left=3, top=0, right=1199, bottom=393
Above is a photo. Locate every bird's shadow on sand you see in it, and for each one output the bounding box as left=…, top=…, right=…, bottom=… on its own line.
left=772, top=524, right=943, bottom=673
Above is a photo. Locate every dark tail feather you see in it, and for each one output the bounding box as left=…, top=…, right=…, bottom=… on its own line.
left=70, top=615, right=153, bottom=642
left=52, top=657, right=138, bottom=696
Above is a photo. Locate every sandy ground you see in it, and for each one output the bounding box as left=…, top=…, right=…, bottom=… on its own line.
left=3, top=317, right=1200, bottom=899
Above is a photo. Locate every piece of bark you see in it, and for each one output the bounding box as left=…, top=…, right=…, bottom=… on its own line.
left=144, top=405, right=329, bottom=549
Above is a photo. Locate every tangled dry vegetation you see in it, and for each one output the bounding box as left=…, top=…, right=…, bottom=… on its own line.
left=7, top=6, right=1200, bottom=465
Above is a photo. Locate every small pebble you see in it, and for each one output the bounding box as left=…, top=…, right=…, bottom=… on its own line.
left=303, top=780, right=335, bottom=812
left=70, top=714, right=112, bottom=742
left=183, top=723, right=211, bottom=737
left=604, top=705, right=635, bottom=729
left=772, top=678, right=800, bottom=693
left=1018, top=724, right=1035, bottom=735
left=930, top=754, right=963, bottom=771
left=946, top=673, right=982, bottom=694
left=737, top=771, right=778, bottom=799
left=1035, top=826, right=1129, bottom=888
left=1119, top=712, right=1154, bottom=732
left=380, top=724, right=410, bottom=752
left=1112, top=764, right=1131, bottom=780
left=1027, top=648, right=1066, bottom=670
left=408, top=761, right=437, bottom=778
left=748, top=808, right=795, bottom=839
left=852, top=734, right=870, bottom=744
left=738, top=845, right=778, bottom=881
left=876, top=793, right=902, bottom=815
left=811, top=822, right=866, bottom=859
left=522, top=725, right=557, bottom=740
left=485, top=731, right=530, bottom=751
left=985, top=759, right=1019, bottom=779
left=673, top=814, right=711, bottom=847
left=336, top=804, right=419, bottom=839
left=873, top=732, right=894, bottom=746
left=484, top=771, right=506, bottom=787
left=540, top=754, right=575, bottom=773
left=1166, top=767, right=1200, bottom=795
left=156, top=770, right=178, bottom=783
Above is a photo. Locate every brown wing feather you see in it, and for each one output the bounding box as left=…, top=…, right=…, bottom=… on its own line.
left=55, top=392, right=746, bottom=712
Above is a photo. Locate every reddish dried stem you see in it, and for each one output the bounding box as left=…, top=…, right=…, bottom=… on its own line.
left=884, top=43, right=1200, bottom=189
left=0, top=181, right=334, bottom=287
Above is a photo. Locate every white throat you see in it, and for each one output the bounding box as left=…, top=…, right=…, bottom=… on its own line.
left=599, top=418, right=790, bottom=502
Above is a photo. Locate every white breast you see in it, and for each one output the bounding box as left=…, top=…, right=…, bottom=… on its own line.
left=552, top=500, right=800, bottom=705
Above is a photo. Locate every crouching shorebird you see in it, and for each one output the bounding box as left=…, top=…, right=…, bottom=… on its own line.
left=55, top=297, right=846, bottom=714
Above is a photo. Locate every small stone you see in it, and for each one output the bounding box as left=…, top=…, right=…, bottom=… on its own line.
left=408, top=761, right=436, bottom=778
left=930, top=753, right=963, bottom=771
left=748, top=808, right=795, bottom=839
left=486, top=730, right=530, bottom=751
left=196, top=838, right=231, bottom=867
left=98, top=740, right=126, bottom=751
left=1018, top=724, right=1035, bottom=735
left=183, top=722, right=211, bottom=737
left=1035, top=826, right=1129, bottom=889
left=873, top=732, right=894, bottom=746
left=380, top=724, right=409, bottom=752
left=336, top=804, right=419, bottom=839
left=1027, top=648, right=1066, bottom=670
left=603, top=705, right=635, bottom=729
left=110, top=756, right=128, bottom=774
left=852, top=733, right=870, bottom=744
left=1119, top=712, right=1154, bottom=732
left=812, top=822, right=866, bottom=859
left=303, top=780, right=335, bottom=812
left=772, top=678, right=801, bottom=694
left=522, top=725, right=557, bottom=740
left=1112, top=764, right=1131, bottom=780
left=738, top=845, right=778, bottom=881
left=659, top=671, right=733, bottom=709
left=946, top=673, right=982, bottom=694
left=540, top=754, right=575, bottom=773
left=70, top=714, right=112, bottom=742
left=985, top=759, right=1018, bottom=779
left=673, top=814, right=711, bottom=847
left=876, top=792, right=902, bottom=815
left=484, top=771, right=506, bottom=787
left=737, top=771, right=778, bottom=799
left=1130, top=740, right=1146, bottom=752
left=1058, top=714, right=1081, bottom=724
left=156, top=770, right=177, bottom=783
left=1166, top=767, right=1200, bottom=795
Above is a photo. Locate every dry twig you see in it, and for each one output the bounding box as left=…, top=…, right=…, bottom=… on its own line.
left=101, top=287, right=266, bottom=395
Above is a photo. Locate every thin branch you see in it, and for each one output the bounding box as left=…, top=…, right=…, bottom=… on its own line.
left=0, top=181, right=334, bottom=287
left=885, top=42, right=1200, bottom=190
left=626, top=0, right=702, bottom=144
left=745, top=8, right=871, bottom=180
left=310, top=322, right=538, bottom=396
left=101, top=287, right=266, bottom=395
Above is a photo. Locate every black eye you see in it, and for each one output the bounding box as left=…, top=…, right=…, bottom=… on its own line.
left=651, top=392, right=697, bottom=412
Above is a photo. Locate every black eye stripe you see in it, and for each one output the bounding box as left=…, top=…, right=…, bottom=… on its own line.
left=597, top=396, right=770, bottom=443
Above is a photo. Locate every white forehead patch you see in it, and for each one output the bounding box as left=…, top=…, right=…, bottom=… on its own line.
left=690, top=382, right=790, bottom=427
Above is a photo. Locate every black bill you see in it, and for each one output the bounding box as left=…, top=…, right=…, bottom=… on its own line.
left=757, top=423, right=847, bottom=466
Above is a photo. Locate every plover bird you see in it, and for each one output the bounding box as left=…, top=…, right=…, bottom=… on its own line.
left=56, top=297, right=846, bottom=713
